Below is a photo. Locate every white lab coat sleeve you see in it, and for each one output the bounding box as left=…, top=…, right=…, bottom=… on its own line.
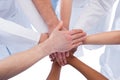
left=16, top=0, right=48, bottom=33
left=74, top=0, right=116, bottom=32
left=0, top=18, right=40, bottom=45
left=73, top=0, right=116, bottom=50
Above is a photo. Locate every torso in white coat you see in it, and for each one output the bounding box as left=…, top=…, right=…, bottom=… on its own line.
left=100, top=1, right=120, bottom=79
left=0, top=0, right=16, bottom=18
left=57, top=0, right=120, bottom=79
left=70, top=0, right=109, bottom=56
left=0, top=0, right=36, bottom=59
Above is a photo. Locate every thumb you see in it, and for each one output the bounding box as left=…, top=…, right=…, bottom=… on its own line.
left=55, top=21, right=63, bottom=31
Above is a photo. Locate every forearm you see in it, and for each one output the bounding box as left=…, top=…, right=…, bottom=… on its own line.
left=0, top=43, right=51, bottom=80
left=84, top=31, right=120, bottom=44
left=67, top=56, right=108, bottom=80
left=60, top=0, right=73, bottom=29
left=32, top=0, right=59, bottom=32
left=47, top=62, right=61, bottom=80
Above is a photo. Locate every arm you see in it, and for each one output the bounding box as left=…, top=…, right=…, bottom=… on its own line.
left=0, top=22, right=85, bottom=79
left=67, top=55, right=108, bottom=80
left=84, top=30, right=120, bottom=44
left=32, top=0, right=59, bottom=33
left=60, top=0, right=73, bottom=29
left=47, top=49, right=107, bottom=80
left=0, top=44, right=48, bottom=80
left=32, top=0, right=68, bottom=66
left=47, top=62, right=61, bottom=80
left=50, top=0, right=74, bottom=66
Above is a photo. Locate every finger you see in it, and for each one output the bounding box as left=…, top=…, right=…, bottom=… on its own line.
left=62, top=27, right=67, bottom=31
left=53, top=53, right=57, bottom=57
left=71, top=48, right=77, bottom=53
left=72, top=42, right=83, bottom=49
left=70, top=29, right=83, bottom=35
left=57, top=53, right=66, bottom=66
left=65, top=52, right=69, bottom=57
left=72, top=32, right=86, bottom=40
left=50, top=54, right=55, bottom=61
left=49, top=55, right=53, bottom=61
left=56, top=53, right=63, bottom=66
left=62, top=52, right=67, bottom=65
left=72, top=36, right=87, bottom=45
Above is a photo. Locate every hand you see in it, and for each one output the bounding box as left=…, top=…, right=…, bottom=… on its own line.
left=66, top=48, right=77, bottom=64
left=49, top=52, right=69, bottom=66
left=48, top=21, right=87, bottom=53
left=68, top=48, right=77, bottom=59
left=49, top=48, right=77, bottom=66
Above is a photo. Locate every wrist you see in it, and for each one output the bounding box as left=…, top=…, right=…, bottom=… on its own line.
left=38, top=40, right=54, bottom=56
left=52, top=61, right=61, bottom=68
left=48, top=20, right=60, bottom=34
left=42, top=38, right=56, bottom=53
left=67, top=56, right=76, bottom=64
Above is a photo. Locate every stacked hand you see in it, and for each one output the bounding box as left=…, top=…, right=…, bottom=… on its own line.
left=48, top=21, right=86, bottom=66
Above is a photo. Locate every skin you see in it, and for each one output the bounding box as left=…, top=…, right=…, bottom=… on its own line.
left=47, top=51, right=108, bottom=80
left=67, top=55, right=108, bottom=80
left=83, top=30, right=120, bottom=44
left=47, top=62, right=61, bottom=80
left=47, top=30, right=120, bottom=80
left=32, top=0, right=59, bottom=33
left=32, top=0, right=75, bottom=66
left=0, top=22, right=85, bottom=80
left=49, top=0, right=73, bottom=66
left=53, top=0, right=73, bottom=66
left=56, top=0, right=120, bottom=65
left=60, top=0, right=73, bottom=29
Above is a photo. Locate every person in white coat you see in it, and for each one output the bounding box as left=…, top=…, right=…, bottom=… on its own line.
left=99, top=1, right=120, bottom=79
left=52, top=0, right=111, bottom=66
left=61, top=0, right=120, bottom=79
left=55, top=0, right=120, bottom=79
left=0, top=21, right=86, bottom=80
left=0, top=0, right=48, bottom=59
left=74, top=0, right=120, bottom=79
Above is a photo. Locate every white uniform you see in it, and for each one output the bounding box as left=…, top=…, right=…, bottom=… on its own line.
left=56, top=0, right=110, bottom=56
left=57, top=0, right=120, bottom=79
left=0, top=0, right=48, bottom=59
left=100, top=1, right=120, bottom=79
left=74, top=0, right=120, bottom=79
